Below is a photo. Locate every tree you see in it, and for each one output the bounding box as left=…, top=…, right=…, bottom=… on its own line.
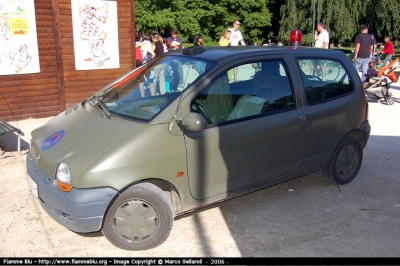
left=219, top=0, right=272, bottom=43
left=278, top=0, right=313, bottom=45
left=134, top=0, right=272, bottom=43
left=365, top=0, right=400, bottom=42
left=134, top=1, right=175, bottom=36
left=135, top=0, right=400, bottom=46
left=263, top=0, right=286, bottom=41
left=319, top=0, right=364, bottom=45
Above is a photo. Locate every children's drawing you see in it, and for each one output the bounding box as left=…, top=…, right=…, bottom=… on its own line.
left=71, top=1, right=120, bottom=70
left=91, top=38, right=110, bottom=66
left=0, top=16, right=9, bottom=40
left=0, top=1, right=40, bottom=76
left=9, top=44, right=32, bottom=73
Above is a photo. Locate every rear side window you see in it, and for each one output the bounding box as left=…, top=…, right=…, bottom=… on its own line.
left=297, top=59, right=354, bottom=105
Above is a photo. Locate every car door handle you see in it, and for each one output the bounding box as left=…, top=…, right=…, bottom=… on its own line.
left=299, top=115, right=311, bottom=131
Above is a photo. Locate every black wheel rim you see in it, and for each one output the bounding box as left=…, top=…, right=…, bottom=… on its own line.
left=336, top=144, right=359, bottom=178
left=386, top=96, right=394, bottom=105
left=112, top=199, right=160, bottom=243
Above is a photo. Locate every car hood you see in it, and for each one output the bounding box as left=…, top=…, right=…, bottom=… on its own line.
left=30, top=102, right=146, bottom=186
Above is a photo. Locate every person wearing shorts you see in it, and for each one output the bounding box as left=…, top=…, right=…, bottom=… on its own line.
left=314, top=22, right=329, bottom=81
left=228, top=20, right=246, bottom=82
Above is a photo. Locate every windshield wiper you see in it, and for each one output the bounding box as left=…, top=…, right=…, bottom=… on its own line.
left=89, top=96, right=112, bottom=119
left=97, top=98, right=112, bottom=119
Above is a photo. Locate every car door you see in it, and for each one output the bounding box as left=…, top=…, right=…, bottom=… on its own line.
left=183, top=59, right=309, bottom=200
left=295, top=57, right=359, bottom=158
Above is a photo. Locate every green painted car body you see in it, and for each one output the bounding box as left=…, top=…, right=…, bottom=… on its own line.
left=27, top=46, right=370, bottom=235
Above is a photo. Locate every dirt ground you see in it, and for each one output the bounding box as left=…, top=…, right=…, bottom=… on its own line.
left=1, top=79, right=400, bottom=257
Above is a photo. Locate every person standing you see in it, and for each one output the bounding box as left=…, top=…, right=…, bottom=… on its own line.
left=354, top=25, right=374, bottom=82
left=314, top=22, right=329, bottom=49
left=228, top=21, right=245, bottom=46
left=380, top=36, right=394, bottom=66
left=167, top=29, right=183, bottom=50
left=228, top=20, right=246, bottom=82
left=193, top=34, right=203, bottom=47
left=370, top=34, right=377, bottom=62
left=135, top=31, right=144, bottom=67
left=314, top=22, right=329, bottom=80
left=219, top=30, right=233, bottom=82
left=151, top=32, right=166, bottom=94
left=193, top=34, right=205, bottom=74
left=140, top=33, right=155, bottom=63
left=219, top=29, right=231, bottom=46
left=167, top=29, right=184, bottom=87
left=152, top=33, right=164, bottom=57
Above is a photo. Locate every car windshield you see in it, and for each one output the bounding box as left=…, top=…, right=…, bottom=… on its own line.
left=95, top=55, right=215, bottom=121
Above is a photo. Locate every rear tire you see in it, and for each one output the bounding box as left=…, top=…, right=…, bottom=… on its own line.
left=102, top=183, right=174, bottom=250
left=322, top=136, right=363, bottom=185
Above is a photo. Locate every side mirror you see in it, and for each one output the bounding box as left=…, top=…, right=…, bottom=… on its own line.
left=180, top=113, right=207, bottom=132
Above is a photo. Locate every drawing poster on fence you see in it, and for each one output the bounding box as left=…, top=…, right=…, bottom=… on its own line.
left=0, top=0, right=40, bottom=75
left=71, top=0, right=120, bottom=70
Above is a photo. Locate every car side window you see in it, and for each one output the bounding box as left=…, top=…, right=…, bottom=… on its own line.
left=297, top=59, right=354, bottom=105
left=191, top=60, right=295, bottom=125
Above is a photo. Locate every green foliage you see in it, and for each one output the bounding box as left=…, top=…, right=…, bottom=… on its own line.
left=365, top=0, right=400, bottom=42
left=278, top=0, right=313, bottom=45
left=135, top=0, right=400, bottom=46
left=135, top=0, right=272, bottom=43
left=278, top=0, right=400, bottom=46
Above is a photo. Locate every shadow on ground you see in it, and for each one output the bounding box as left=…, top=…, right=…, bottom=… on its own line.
left=0, top=133, right=30, bottom=154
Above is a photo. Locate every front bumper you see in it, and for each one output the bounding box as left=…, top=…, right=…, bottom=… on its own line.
left=26, top=152, right=118, bottom=233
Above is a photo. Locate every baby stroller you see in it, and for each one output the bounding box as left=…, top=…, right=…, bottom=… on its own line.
left=371, top=53, right=382, bottom=65
left=364, top=58, right=398, bottom=105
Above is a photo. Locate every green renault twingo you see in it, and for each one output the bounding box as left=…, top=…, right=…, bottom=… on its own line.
left=27, top=46, right=370, bottom=250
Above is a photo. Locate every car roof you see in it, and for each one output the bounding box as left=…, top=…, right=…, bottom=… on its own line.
left=166, top=46, right=346, bottom=61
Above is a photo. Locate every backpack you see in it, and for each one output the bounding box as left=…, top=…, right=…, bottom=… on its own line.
left=142, top=51, right=152, bottom=63
left=135, top=47, right=143, bottom=66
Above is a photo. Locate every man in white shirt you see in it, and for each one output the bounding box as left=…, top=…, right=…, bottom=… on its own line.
left=314, top=22, right=329, bottom=49
left=314, top=22, right=330, bottom=80
left=228, top=20, right=246, bottom=82
left=228, top=20, right=245, bottom=46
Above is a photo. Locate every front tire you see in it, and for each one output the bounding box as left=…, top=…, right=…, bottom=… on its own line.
left=102, top=183, right=174, bottom=250
left=385, top=94, right=394, bottom=105
left=322, top=136, right=363, bottom=185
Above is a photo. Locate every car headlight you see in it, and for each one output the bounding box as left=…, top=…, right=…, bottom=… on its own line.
left=56, top=162, right=71, bottom=192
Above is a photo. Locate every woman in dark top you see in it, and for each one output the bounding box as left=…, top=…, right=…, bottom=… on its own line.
left=193, top=34, right=203, bottom=47
left=193, top=34, right=205, bottom=74
left=152, top=33, right=165, bottom=57
left=151, top=32, right=166, bottom=94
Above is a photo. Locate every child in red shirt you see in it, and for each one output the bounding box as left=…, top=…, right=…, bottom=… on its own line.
left=380, top=36, right=394, bottom=66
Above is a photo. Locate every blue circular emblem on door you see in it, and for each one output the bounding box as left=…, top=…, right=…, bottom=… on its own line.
left=41, top=130, right=65, bottom=150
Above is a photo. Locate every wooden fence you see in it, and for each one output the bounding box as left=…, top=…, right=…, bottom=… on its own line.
left=0, top=0, right=136, bottom=122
